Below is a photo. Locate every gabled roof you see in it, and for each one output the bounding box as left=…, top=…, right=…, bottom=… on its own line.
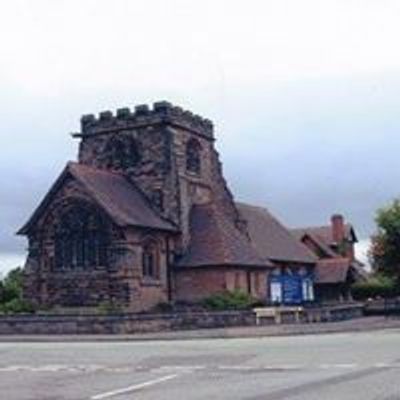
left=18, top=162, right=177, bottom=235
left=314, top=258, right=368, bottom=284
left=292, top=230, right=338, bottom=258
left=175, top=204, right=269, bottom=268
left=292, top=224, right=357, bottom=246
left=236, top=203, right=316, bottom=265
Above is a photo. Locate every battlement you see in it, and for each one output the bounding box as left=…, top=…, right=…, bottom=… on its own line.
left=76, top=101, right=214, bottom=139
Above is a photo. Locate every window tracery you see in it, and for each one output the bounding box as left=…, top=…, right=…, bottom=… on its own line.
left=54, top=205, right=108, bottom=269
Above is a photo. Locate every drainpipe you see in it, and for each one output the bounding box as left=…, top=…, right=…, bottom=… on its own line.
left=166, top=237, right=173, bottom=302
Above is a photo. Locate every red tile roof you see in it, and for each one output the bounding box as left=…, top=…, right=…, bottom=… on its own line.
left=176, top=204, right=269, bottom=268
left=314, top=258, right=351, bottom=283
left=236, top=203, right=316, bottom=264
left=18, top=162, right=177, bottom=234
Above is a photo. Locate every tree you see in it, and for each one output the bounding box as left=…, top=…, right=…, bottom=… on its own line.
left=0, top=267, right=34, bottom=314
left=370, top=199, right=400, bottom=282
left=0, top=267, right=23, bottom=303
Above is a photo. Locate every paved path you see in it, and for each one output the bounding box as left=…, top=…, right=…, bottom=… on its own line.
left=1, top=325, right=400, bottom=399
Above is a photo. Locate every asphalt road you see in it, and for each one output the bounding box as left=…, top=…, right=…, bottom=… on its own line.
left=1, top=329, right=400, bottom=400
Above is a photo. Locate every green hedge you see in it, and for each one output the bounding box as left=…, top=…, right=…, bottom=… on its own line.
left=352, top=275, right=398, bottom=300
left=202, top=290, right=258, bottom=311
left=0, top=298, right=35, bottom=314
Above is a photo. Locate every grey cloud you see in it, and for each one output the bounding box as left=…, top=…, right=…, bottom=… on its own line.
left=2, top=74, right=400, bottom=263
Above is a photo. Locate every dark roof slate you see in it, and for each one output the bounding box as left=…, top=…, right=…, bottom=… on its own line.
left=18, top=162, right=177, bottom=234
left=176, top=204, right=269, bottom=268
left=236, top=203, right=316, bottom=264
left=314, top=258, right=351, bottom=284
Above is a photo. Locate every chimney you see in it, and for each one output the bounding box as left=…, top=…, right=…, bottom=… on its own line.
left=331, top=214, right=345, bottom=244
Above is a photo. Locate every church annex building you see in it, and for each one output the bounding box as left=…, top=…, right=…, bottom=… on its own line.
left=18, top=102, right=366, bottom=312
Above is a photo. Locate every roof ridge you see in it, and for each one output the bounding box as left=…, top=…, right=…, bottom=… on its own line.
left=235, top=201, right=271, bottom=213
left=292, top=223, right=352, bottom=231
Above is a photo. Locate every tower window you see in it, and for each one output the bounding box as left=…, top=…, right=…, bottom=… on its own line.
left=105, top=135, right=140, bottom=170
left=186, top=139, right=201, bottom=175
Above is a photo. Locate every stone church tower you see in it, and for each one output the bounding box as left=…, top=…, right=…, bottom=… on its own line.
left=76, top=101, right=245, bottom=250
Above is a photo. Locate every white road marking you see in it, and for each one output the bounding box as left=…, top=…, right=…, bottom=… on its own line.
left=268, top=364, right=303, bottom=370
left=0, top=365, right=132, bottom=373
left=90, top=374, right=179, bottom=400
left=218, top=365, right=255, bottom=371
left=157, top=365, right=206, bottom=372
left=374, top=362, right=391, bottom=368
left=319, top=363, right=357, bottom=369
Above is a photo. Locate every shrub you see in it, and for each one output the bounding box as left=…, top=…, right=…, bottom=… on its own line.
left=352, top=275, right=398, bottom=300
left=96, top=301, right=123, bottom=315
left=203, top=290, right=257, bottom=311
left=0, top=298, right=35, bottom=314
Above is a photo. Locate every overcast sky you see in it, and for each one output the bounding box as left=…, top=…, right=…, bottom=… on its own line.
left=2, top=0, right=400, bottom=273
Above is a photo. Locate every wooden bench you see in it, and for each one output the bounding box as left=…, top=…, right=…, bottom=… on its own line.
left=253, top=307, right=304, bottom=325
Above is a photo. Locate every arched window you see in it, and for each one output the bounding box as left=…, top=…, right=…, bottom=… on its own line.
left=186, top=139, right=201, bottom=174
left=54, top=205, right=108, bottom=269
left=105, top=135, right=140, bottom=170
left=142, top=239, right=159, bottom=279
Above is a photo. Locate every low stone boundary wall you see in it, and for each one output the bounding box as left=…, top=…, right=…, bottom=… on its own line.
left=253, top=303, right=364, bottom=325
left=0, top=311, right=255, bottom=335
left=0, top=303, right=364, bottom=335
left=303, top=303, right=364, bottom=323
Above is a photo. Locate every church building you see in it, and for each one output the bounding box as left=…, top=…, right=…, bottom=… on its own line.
left=18, top=102, right=361, bottom=312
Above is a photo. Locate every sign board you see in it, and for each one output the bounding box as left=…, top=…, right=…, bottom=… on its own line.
left=270, top=271, right=313, bottom=304
left=282, top=275, right=303, bottom=304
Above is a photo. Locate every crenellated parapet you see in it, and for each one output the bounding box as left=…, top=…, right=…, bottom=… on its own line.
left=75, top=101, right=214, bottom=139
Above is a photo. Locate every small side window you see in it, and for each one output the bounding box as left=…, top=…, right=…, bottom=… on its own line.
left=142, top=239, right=160, bottom=279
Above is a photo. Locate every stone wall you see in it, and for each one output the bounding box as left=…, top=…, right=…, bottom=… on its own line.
left=0, top=311, right=255, bottom=335
left=0, top=304, right=364, bottom=335
left=304, top=303, right=364, bottom=323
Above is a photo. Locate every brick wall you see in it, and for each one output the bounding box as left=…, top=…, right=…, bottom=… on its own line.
left=174, top=268, right=268, bottom=302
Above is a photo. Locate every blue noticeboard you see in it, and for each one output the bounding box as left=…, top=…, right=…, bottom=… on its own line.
left=270, top=273, right=306, bottom=304
left=282, top=275, right=303, bottom=304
